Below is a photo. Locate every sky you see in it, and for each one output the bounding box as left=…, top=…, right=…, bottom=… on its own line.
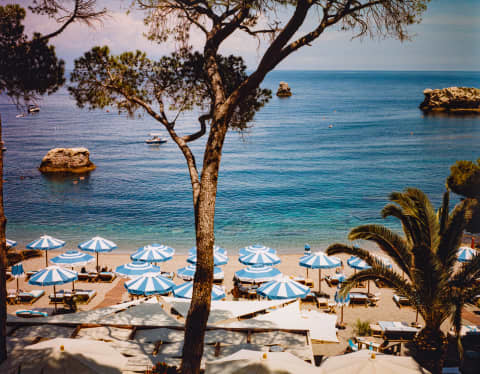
left=6, top=0, right=480, bottom=70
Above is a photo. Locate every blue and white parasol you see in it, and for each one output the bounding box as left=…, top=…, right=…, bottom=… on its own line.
left=238, top=244, right=276, bottom=257
left=50, top=250, right=94, bottom=267
left=347, top=256, right=371, bottom=271
left=131, top=244, right=175, bottom=263
left=234, top=265, right=282, bottom=283
left=11, top=263, right=25, bottom=294
left=79, top=236, right=117, bottom=270
left=256, top=276, right=310, bottom=300
left=239, top=250, right=281, bottom=266
left=334, top=287, right=351, bottom=325
left=177, top=264, right=224, bottom=281
left=28, top=265, right=78, bottom=312
left=173, top=281, right=226, bottom=300
left=457, top=246, right=477, bottom=262
left=124, top=274, right=175, bottom=296
left=27, top=235, right=66, bottom=266
left=6, top=239, right=17, bottom=248
left=187, top=251, right=228, bottom=266
left=115, top=261, right=161, bottom=278
left=188, top=246, right=227, bottom=256
left=299, top=251, right=342, bottom=293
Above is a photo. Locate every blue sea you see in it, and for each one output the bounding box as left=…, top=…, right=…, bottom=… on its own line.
left=1, top=71, right=479, bottom=253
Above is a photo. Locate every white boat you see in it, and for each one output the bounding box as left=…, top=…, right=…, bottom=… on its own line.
left=145, top=133, right=167, bottom=144
left=28, top=105, right=40, bottom=113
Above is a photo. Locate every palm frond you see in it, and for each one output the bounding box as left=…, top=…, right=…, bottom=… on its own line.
left=450, top=254, right=480, bottom=288
left=437, top=198, right=475, bottom=271
left=438, top=190, right=450, bottom=236
left=348, top=224, right=412, bottom=276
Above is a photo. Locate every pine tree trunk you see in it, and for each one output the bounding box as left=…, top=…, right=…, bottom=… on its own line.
left=181, top=119, right=227, bottom=374
left=0, top=114, right=7, bottom=363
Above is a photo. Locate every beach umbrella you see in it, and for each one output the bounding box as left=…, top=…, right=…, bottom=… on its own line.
left=27, top=235, right=66, bottom=267
left=239, top=250, right=281, bottom=266
left=79, top=236, right=117, bottom=271
left=50, top=250, right=95, bottom=267
left=205, top=349, right=318, bottom=374
left=115, top=261, right=161, bottom=278
left=319, top=350, right=431, bottom=374
left=299, top=251, right=342, bottom=293
left=457, top=246, right=477, bottom=262
left=11, top=263, right=25, bottom=294
left=124, top=274, right=175, bottom=296
left=29, top=265, right=77, bottom=312
left=347, top=255, right=373, bottom=293
left=334, top=287, right=351, bottom=326
left=173, top=281, right=226, bottom=300
left=6, top=239, right=17, bottom=248
left=187, top=251, right=228, bottom=266
left=239, top=244, right=276, bottom=257
left=189, top=245, right=227, bottom=256
left=50, top=250, right=94, bottom=291
left=20, top=338, right=128, bottom=374
left=234, top=264, right=282, bottom=284
left=177, top=264, right=224, bottom=281
left=131, top=244, right=175, bottom=263
left=257, top=276, right=310, bottom=300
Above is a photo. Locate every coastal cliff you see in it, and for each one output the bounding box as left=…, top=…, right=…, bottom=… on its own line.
left=39, top=147, right=96, bottom=173
left=420, top=87, right=480, bottom=113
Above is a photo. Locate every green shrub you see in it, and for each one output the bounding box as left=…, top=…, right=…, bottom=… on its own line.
left=354, top=319, right=371, bottom=336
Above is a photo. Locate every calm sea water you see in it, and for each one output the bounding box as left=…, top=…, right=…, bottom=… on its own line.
left=1, top=71, right=479, bottom=253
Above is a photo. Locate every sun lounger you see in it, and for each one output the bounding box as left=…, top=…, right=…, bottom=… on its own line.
left=18, top=290, right=45, bottom=304
left=88, top=272, right=99, bottom=282
left=301, top=291, right=316, bottom=303
left=349, top=292, right=370, bottom=306
left=77, top=272, right=90, bottom=281
left=378, top=321, right=419, bottom=341
left=75, top=289, right=97, bottom=304
left=25, top=270, right=38, bottom=280
left=49, top=290, right=66, bottom=304
left=7, top=289, right=17, bottom=304
left=15, top=309, right=48, bottom=318
left=99, top=272, right=116, bottom=282
left=393, top=294, right=411, bottom=307
left=347, top=339, right=358, bottom=352
left=6, top=271, right=12, bottom=281
left=370, top=323, right=383, bottom=337
left=160, top=271, right=175, bottom=280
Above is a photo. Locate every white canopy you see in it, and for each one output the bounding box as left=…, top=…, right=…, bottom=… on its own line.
left=205, top=349, right=318, bottom=374
left=220, top=301, right=339, bottom=343
left=162, top=297, right=292, bottom=324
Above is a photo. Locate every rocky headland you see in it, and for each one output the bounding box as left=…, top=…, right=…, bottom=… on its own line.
left=420, top=87, right=480, bottom=113
left=39, top=147, right=96, bottom=173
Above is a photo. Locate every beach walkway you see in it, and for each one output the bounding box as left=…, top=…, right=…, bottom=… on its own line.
left=94, top=279, right=126, bottom=309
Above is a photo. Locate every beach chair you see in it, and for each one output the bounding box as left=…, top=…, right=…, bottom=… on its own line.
left=160, top=271, right=175, bottom=280
left=347, top=339, right=359, bottom=352
left=393, top=294, right=411, bottom=308
left=301, top=291, right=316, bottom=303
left=88, top=272, right=99, bottom=282
left=99, top=272, right=116, bottom=282
left=75, top=289, right=97, bottom=304
left=18, top=290, right=45, bottom=304
left=77, top=271, right=90, bottom=282
left=370, top=323, right=383, bottom=337
left=6, top=271, right=12, bottom=282
left=49, top=290, right=65, bottom=304
left=7, top=289, right=17, bottom=304
left=25, top=270, right=38, bottom=280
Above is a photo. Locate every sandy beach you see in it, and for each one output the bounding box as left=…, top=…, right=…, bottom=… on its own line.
left=11, top=250, right=476, bottom=358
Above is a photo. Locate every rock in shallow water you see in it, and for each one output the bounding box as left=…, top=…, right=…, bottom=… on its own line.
left=420, top=87, right=480, bottom=113
left=39, top=147, right=96, bottom=173
left=276, top=81, right=292, bottom=97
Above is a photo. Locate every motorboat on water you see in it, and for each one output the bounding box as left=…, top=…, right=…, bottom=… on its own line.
left=28, top=104, right=40, bottom=113
left=145, top=133, right=167, bottom=144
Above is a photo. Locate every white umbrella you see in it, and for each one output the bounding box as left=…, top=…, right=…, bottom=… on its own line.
left=319, top=350, right=431, bottom=374
left=299, top=251, right=342, bottom=293
left=79, top=236, right=117, bottom=271
left=21, top=337, right=128, bottom=374
left=205, top=349, right=318, bottom=374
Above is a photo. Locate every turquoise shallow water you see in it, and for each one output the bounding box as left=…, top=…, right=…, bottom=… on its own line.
left=1, top=71, right=479, bottom=253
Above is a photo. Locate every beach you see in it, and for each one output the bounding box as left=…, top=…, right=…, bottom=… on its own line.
left=9, top=250, right=473, bottom=358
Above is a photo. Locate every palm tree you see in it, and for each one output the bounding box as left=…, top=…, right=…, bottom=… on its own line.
left=326, top=188, right=480, bottom=374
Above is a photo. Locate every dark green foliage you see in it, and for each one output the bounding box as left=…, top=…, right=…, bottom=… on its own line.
left=353, top=319, right=371, bottom=336
left=0, top=4, right=65, bottom=104
left=447, top=159, right=480, bottom=199
left=447, top=159, right=480, bottom=233
left=327, top=188, right=480, bottom=373
left=69, top=48, right=271, bottom=129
